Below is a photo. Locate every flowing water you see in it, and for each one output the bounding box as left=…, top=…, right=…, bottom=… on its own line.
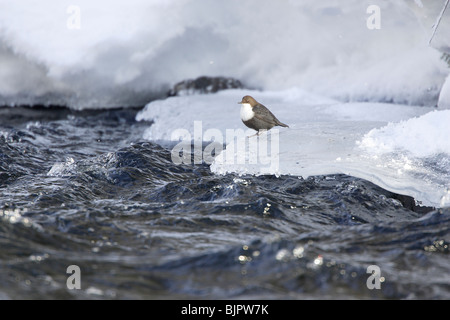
left=0, top=106, right=449, bottom=299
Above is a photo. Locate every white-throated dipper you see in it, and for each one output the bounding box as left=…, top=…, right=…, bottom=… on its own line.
left=238, top=95, right=289, bottom=134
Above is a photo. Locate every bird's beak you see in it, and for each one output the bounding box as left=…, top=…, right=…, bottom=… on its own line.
left=237, top=101, right=242, bottom=104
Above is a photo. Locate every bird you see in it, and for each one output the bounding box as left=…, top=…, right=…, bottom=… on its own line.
left=238, top=95, right=289, bottom=135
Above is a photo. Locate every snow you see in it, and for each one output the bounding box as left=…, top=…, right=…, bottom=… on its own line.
left=136, top=89, right=450, bottom=208
left=359, top=110, right=450, bottom=157
left=438, top=74, right=450, bottom=109
left=0, top=0, right=449, bottom=108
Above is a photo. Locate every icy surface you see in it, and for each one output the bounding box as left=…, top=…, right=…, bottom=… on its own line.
left=438, top=75, right=450, bottom=109
left=137, top=89, right=450, bottom=208
left=0, top=0, right=449, bottom=108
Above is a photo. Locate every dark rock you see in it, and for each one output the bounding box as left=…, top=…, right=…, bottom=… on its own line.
left=390, top=193, right=435, bottom=214
left=167, top=76, right=244, bottom=97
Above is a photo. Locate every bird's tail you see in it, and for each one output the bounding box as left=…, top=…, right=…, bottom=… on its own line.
left=278, top=121, right=289, bottom=128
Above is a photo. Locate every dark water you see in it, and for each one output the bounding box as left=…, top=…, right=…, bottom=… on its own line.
left=0, top=106, right=449, bottom=300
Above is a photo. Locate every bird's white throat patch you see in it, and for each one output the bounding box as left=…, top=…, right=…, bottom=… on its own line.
left=240, top=103, right=254, bottom=121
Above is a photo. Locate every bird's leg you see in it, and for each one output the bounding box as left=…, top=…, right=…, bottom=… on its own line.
left=257, top=129, right=267, bottom=137
left=248, top=130, right=267, bottom=138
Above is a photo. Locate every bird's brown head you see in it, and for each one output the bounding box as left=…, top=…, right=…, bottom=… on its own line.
left=238, top=95, right=258, bottom=107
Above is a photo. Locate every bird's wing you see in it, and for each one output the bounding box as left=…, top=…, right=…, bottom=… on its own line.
left=252, top=104, right=280, bottom=125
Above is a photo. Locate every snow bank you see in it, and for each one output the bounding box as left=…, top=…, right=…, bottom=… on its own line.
left=0, top=0, right=449, bottom=108
left=358, top=110, right=450, bottom=157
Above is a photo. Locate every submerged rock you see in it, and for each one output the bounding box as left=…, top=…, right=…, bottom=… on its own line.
left=167, top=76, right=244, bottom=96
